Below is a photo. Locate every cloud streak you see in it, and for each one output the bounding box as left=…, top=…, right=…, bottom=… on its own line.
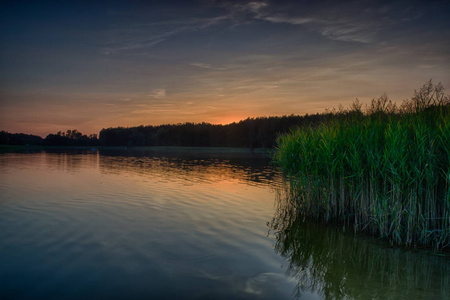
left=190, top=62, right=226, bottom=70
left=148, top=89, right=166, bottom=99
left=102, top=15, right=230, bottom=56
left=219, top=0, right=422, bottom=44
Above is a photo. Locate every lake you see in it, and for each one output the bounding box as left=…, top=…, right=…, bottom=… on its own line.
left=1, top=150, right=449, bottom=300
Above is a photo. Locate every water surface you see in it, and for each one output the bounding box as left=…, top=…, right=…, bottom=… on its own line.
left=0, top=150, right=448, bottom=299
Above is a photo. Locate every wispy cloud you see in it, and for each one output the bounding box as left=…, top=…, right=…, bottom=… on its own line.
left=318, top=23, right=373, bottom=44
left=102, top=0, right=392, bottom=57
left=102, top=26, right=186, bottom=55
left=228, top=1, right=316, bottom=25
left=102, top=15, right=230, bottom=55
left=261, top=15, right=316, bottom=25
left=190, top=62, right=226, bottom=70
left=148, top=89, right=166, bottom=99
left=195, top=15, right=230, bottom=28
left=218, top=0, right=403, bottom=44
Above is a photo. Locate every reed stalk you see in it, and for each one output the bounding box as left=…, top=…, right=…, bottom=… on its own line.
left=273, top=81, right=450, bottom=250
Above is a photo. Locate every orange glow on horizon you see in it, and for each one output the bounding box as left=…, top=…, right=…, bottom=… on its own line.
left=214, top=116, right=249, bottom=125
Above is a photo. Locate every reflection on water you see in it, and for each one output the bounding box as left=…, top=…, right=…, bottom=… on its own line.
left=0, top=150, right=295, bottom=300
left=268, top=183, right=450, bottom=300
left=3, top=150, right=449, bottom=300
left=12, top=149, right=280, bottom=187
left=98, top=149, right=280, bottom=187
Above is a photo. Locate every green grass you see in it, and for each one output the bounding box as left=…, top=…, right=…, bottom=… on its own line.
left=273, top=81, right=450, bottom=250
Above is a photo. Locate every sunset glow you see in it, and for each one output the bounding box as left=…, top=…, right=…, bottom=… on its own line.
left=1, top=0, right=449, bottom=137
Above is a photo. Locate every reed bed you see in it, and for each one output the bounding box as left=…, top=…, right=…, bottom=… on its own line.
left=273, top=81, right=450, bottom=250
left=269, top=185, right=450, bottom=299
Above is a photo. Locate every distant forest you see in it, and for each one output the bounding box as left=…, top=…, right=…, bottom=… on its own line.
left=0, top=114, right=332, bottom=148
left=98, top=114, right=329, bottom=148
left=0, top=129, right=99, bottom=147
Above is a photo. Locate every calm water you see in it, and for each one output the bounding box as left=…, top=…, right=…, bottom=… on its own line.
left=0, top=150, right=449, bottom=300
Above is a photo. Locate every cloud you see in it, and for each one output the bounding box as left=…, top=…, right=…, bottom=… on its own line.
left=261, top=15, right=316, bottom=25
left=102, top=15, right=230, bottom=55
left=148, top=89, right=166, bottom=99
left=196, top=15, right=230, bottom=28
left=218, top=0, right=405, bottom=44
left=102, top=0, right=389, bottom=57
left=190, top=62, right=226, bottom=70
left=259, top=13, right=375, bottom=44
left=318, top=23, right=373, bottom=44
left=240, top=1, right=268, bottom=14
left=190, top=62, right=213, bottom=69
left=102, top=26, right=186, bottom=55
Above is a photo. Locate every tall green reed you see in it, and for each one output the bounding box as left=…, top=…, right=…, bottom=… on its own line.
left=274, top=80, right=450, bottom=250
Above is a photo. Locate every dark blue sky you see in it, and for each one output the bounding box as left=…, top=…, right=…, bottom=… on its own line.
left=1, top=0, right=449, bottom=136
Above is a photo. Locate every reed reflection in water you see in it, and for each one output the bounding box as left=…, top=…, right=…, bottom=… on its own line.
left=268, top=182, right=450, bottom=300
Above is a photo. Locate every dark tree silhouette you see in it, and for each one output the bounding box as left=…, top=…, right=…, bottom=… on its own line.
left=98, top=115, right=314, bottom=148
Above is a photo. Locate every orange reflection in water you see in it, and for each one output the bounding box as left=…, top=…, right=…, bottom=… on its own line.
left=97, top=151, right=281, bottom=187
left=94, top=150, right=282, bottom=212
left=0, top=150, right=295, bottom=300
left=1, top=150, right=282, bottom=238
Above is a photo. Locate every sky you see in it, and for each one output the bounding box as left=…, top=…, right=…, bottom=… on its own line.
left=1, top=0, right=449, bottom=136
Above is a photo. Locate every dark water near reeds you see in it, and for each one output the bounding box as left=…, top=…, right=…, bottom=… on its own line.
left=1, top=150, right=449, bottom=300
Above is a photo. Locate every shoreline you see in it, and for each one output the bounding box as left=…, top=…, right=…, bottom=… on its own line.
left=0, top=144, right=273, bottom=155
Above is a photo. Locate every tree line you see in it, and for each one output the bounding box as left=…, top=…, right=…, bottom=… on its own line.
left=0, top=114, right=331, bottom=148
left=0, top=129, right=99, bottom=147
left=0, top=110, right=409, bottom=149
left=98, top=115, right=330, bottom=148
